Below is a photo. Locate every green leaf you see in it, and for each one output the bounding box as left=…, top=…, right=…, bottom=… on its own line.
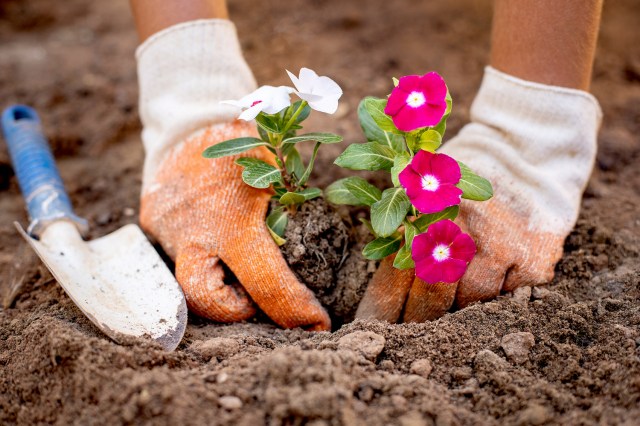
left=392, top=77, right=399, bottom=87
left=364, top=97, right=398, bottom=133
left=281, top=142, right=295, bottom=156
left=370, top=188, right=411, bottom=237
left=285, top=148, right=305, bottom=182
left=267, top=226, right=287, bottom=246
left=432, top=91, right=452, bottom=138
left=391, top=152, right=410, bottom=187
left=202, top=137, right=268, bottom=159
left=273, top=184, right=287, bottom=197
left=362, top=235, right=402, bottom=260
left=393, top=245, right=415, bottom=269
left=404, top=220, right=418, bottom=246
left=257, top=126, right=270, bottom=143
left=279, top=192, right=305, bottom=205
left=235, top=157, right=283, bottom=189
left=325, top=178, right=362, bottom=206
left=255, top=114, right=282, bottom=134
left=392, top=220, right=419, bottom=270
left=279, top=187, right=322, bottom=205
left=413, top=205, right=459, bottom=232
left=416, top=129, right=442, bottom=152
left=292, top=100, right=311, bottom=124
left=405, top=132, right=418, bottom=153
left=334, top=142, right=396, bottom=171
left=266, top=207, right=288, bottom=237
left=283, top=132, right=343, bottom=145
left=457, top=162, right=493, bottom=201
left=343, top=177, right=382, bottom=206
left=444, top=90, right=452, bottom=116
left=299, top=187, right=322, bottom=201
left=357, top=97, right=404, bottom=152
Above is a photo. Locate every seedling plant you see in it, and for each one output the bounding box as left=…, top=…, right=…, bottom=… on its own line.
left=328, top=72, right=493, bottom=284
left=203, top=68, right=344, bottom=245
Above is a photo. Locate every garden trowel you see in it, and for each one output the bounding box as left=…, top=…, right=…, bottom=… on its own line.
left=1, top=105, right=187, bottom=351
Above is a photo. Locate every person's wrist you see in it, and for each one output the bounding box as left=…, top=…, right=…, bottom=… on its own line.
left=131, top=0, right=230, bottom=42
left=440, top=66, right=602, bottom=234
left=443, top=66, right=601, bottom=170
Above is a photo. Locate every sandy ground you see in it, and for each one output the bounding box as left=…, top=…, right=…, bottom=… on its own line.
left=1, top=0, right=639, bottom=424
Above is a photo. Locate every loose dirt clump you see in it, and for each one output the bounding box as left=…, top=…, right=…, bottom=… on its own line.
left=281, top=199, right=376, bottom=326
left=281, top=198, right=350, bottom=300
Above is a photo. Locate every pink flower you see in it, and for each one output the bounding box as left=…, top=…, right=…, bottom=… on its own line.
left=384, top=72, right=448, bottom=132
left=399, top=150, right=462, bottom=214
left=412, top=220, right=476, bottom=284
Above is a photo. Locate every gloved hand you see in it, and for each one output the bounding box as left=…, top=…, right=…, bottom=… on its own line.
left=137, top=19, right=330, bottom=331
left=356, top=67, right=602, bottom=322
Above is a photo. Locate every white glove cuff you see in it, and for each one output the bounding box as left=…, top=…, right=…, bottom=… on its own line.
left=441, top=66, right=602, bottom=233
left=137, top=19, right=257, bottom=188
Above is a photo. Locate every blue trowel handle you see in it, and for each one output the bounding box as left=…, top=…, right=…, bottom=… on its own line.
left=1, top=105, right=87, bottom=238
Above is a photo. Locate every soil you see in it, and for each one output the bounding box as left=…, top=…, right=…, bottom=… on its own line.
left=281, top=198, right=376, bottom=326
left=1, top=0, right=639, bottom=425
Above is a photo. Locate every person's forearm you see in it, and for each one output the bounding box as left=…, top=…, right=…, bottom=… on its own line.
left=130, top=0, right=229, bottom=42
left=490, top=0, right=603, bottom=91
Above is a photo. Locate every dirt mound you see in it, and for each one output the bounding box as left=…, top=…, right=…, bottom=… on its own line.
left=281, top=198, right=376, bottom=326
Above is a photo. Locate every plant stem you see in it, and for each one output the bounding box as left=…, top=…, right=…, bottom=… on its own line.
left=298, top=142, right=321, bottom=187
left=275, top=147, right=294, bottom=192
left=272, top=101, right=308, bottom=191
left=282, top=100, right=308, bottom=133
left=267, top=131, right=277, bottom=146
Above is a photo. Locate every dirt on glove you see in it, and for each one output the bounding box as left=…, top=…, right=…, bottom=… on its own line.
left=1, top=0, right=639, bottom=425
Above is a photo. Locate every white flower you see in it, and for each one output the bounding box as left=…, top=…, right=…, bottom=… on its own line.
left=221, top=85, right=294, bottom=121
left=286, top=68, right=342, bottom=114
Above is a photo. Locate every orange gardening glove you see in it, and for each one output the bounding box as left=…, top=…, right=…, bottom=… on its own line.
left=356, top=198, right=563, bottom=323
left=140, top=123, right=330, bottom=330
left=357, top=67, right=601, bottom=323
left=136, top=20, right=329, bottom=330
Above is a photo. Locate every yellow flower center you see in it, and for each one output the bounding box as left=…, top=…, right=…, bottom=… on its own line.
left=421, top=174, right=440, bottom=192
left=432, top=244, right=451, bottom=262
left=406, top=91, right=426, bottom=108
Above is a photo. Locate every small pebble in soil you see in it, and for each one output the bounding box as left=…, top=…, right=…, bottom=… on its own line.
left=190, top=338, right=241, bottom=361
left=138, top=389, right=151, bottom=405
left=378, top=359, right=395, bottom=371
left=511, top=286, right=532, bottom=306
left=337, top=331, right=385, bottom=361
left=398, top=411, right=430, bottom=426
left=531, top=287, right=551, bottom=299
left=517, top=403, right=551, bottom=426
left=455, top=378, right=479, bottom=396
left=410, top=359, right=432, bottom=378
left=501, top=332, right=535, bottom=364
left=391, top=395, right=408, bottom=411
left=474, top=349, right=508, bottom=370
left=218, top=395, right=243, bottom=410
